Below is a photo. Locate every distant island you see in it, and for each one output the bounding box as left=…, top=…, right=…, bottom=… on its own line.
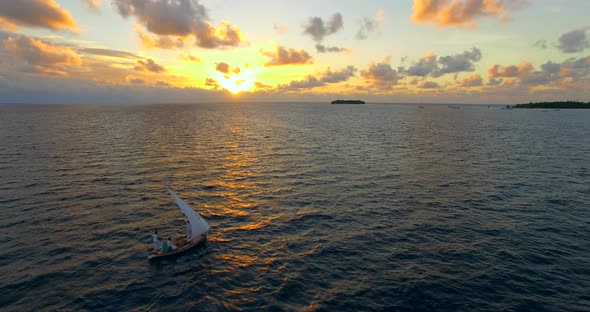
left=331, top=99, right=366, bottom=104
left=513, top=101, right=590, bottom=109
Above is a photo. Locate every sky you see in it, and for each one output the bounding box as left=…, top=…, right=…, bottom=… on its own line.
left=0, top=0, right=589, bottom=104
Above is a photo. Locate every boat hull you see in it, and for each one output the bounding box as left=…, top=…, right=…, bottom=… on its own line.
left=147, top=234, right=207, bottom=260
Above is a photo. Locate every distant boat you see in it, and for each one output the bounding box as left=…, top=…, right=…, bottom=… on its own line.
left=147, top=188, right=210, bottom=260
left=331, top=99, right=365, bottom=104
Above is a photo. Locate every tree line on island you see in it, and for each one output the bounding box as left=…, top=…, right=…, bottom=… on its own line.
left=331, top=99, right=366, bottom=104
left=513, top=101, right=590, bottom=109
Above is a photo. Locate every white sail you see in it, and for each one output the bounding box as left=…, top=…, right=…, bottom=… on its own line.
left=167, top=188, right=210, bottom=241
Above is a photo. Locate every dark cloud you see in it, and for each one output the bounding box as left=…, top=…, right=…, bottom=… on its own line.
left=487, top=78, right=503, bottom=86
left=418, top=81, right=440, bottom=89
left=540, top=61, right=560, bottom=74
left=356, top=10, right=384, bottom=40
left=279, top=66, right=357, bottom=90
left=215, top=62, right=230, bottom=74
left=315, top=44, right=348, bottom=53
left=557, top=28, right=589, bottom=53
left=113, top=0, right=245, bottom=49
left=411, top=0, right=529, bottom=28
left=134, top=58, right=166, bottom=73
left=0, top=0, right=78, bottom=31
left=435, top=47, right=481, bottom=77
left=205, top=77, right=218, bottom=88
left=156, top=80, right=171, bottom=87
left=361, top=59, right=403, bottom=86
left=405, top=52, right=437, bottom=76
left=128, top=77, right=145, bottom=84
left=79, top=48, right=139, bottom=59
left=303, top=13, right=343, bottom=42
left=261, top=46, right=313, bottom=67
left=533, top=40, right=547, bottom=50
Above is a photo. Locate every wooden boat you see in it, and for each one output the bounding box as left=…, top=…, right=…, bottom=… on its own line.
left=148, top=233, right=208, bottom=260
left=147, top=188, right=211, bottom=260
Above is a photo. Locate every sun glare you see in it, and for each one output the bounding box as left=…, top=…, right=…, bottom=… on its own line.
left=215, top=67, right=258, bottom=94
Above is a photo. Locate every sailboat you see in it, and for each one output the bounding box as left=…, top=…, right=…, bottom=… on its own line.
left=147, top=188, right=210, bottom=260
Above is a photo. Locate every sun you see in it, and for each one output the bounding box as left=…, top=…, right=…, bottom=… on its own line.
left=217, top=75, right=255, bottom=94
left=214, top=66, right=258, bottom=94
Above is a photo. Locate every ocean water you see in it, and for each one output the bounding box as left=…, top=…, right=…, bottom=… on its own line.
left=0, top=103, right=589, bottom=311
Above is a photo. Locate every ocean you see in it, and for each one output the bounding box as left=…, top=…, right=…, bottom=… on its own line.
left=1, top=103, right=589, bottom=311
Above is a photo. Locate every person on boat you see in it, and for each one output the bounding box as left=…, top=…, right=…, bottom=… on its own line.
left=152, top=230, right=162, bottom=251
left=186, top=219, right=192, bottom=241
left=166, top=237, right=177, bottom=251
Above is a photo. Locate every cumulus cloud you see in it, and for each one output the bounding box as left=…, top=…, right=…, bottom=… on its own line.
left=418, top=80, right=440, bottom=89
left=279, top=66, right=357, bottom=90
left=136, top=26, right=187, bottom=49
left=261, top=46, right=313, bottom=67
left=411, top=0, right=528, bottom=28
left=0, top=0, right=78, bottom=31
left=79, top=48, right=139, bottom=59
left=1, top=32, right=81, bottom=75
left=303, top=13, right=343, bottom=42
left=435, top=47, right=482, bottom=77
left=127, top=76, right=145, bottom=84
left=315, top=43, right=348, bottom=53
left=356, top=9, right=385, bottom=40
left=406, top=51, right=437, bottom=76
left=361, top=58, right=403, bottom=86
left=488, top=62, right=533, bottom=78
left=460, top=74, right=483, bottom=87
left=134, top=58, right=165, bottom=73
left=114, top=0, right=246, bottom=49
left=557, top=28, right=589, bottom=53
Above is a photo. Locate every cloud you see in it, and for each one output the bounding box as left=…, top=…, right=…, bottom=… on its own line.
left=261, top=46, right=313, bottom=66
left=254, top=81, right=272, bottom=89
left=418, top=80, right=440, bottom=89
left=435, top=47, right=481, bottom=77
left=279, top=66, right=357, bottom=90
left=79, top=48, right=139, bottom=59
left=315, top=44, right=348, bottom=53
left=361, top=58, right=403, bottom=86
left=114, top=0, right=246, bottom=49
left=127, top=76, right=145, bottom=84
left=557, top=28, right=589, bottom=53
left=180, top=53, right=202, bottom=63
left=533, top=40, right=547, bottom=50
left=215, top=62, right=240, bottom=75
left=83, top=0, right=102, bottom=10
left=356, top=9, right=385, bottom=40
left=0, top=0, right=78, bottom=31
left=406, top=51, right=437, bottom=76
left=411, top=0, right=528, bottom=28
left=488, top=62, right=533, bottom=78
left=460, top=74, right=483, bottom=87
left=303, top=13, right=343, bottom=42
left=273, top=24, right=289, bottom=34
left=134, top=58, right=165, bottom=73
left=136, top=25, right=187, bottom=49
left=1, top=32, right=81, bottom=75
